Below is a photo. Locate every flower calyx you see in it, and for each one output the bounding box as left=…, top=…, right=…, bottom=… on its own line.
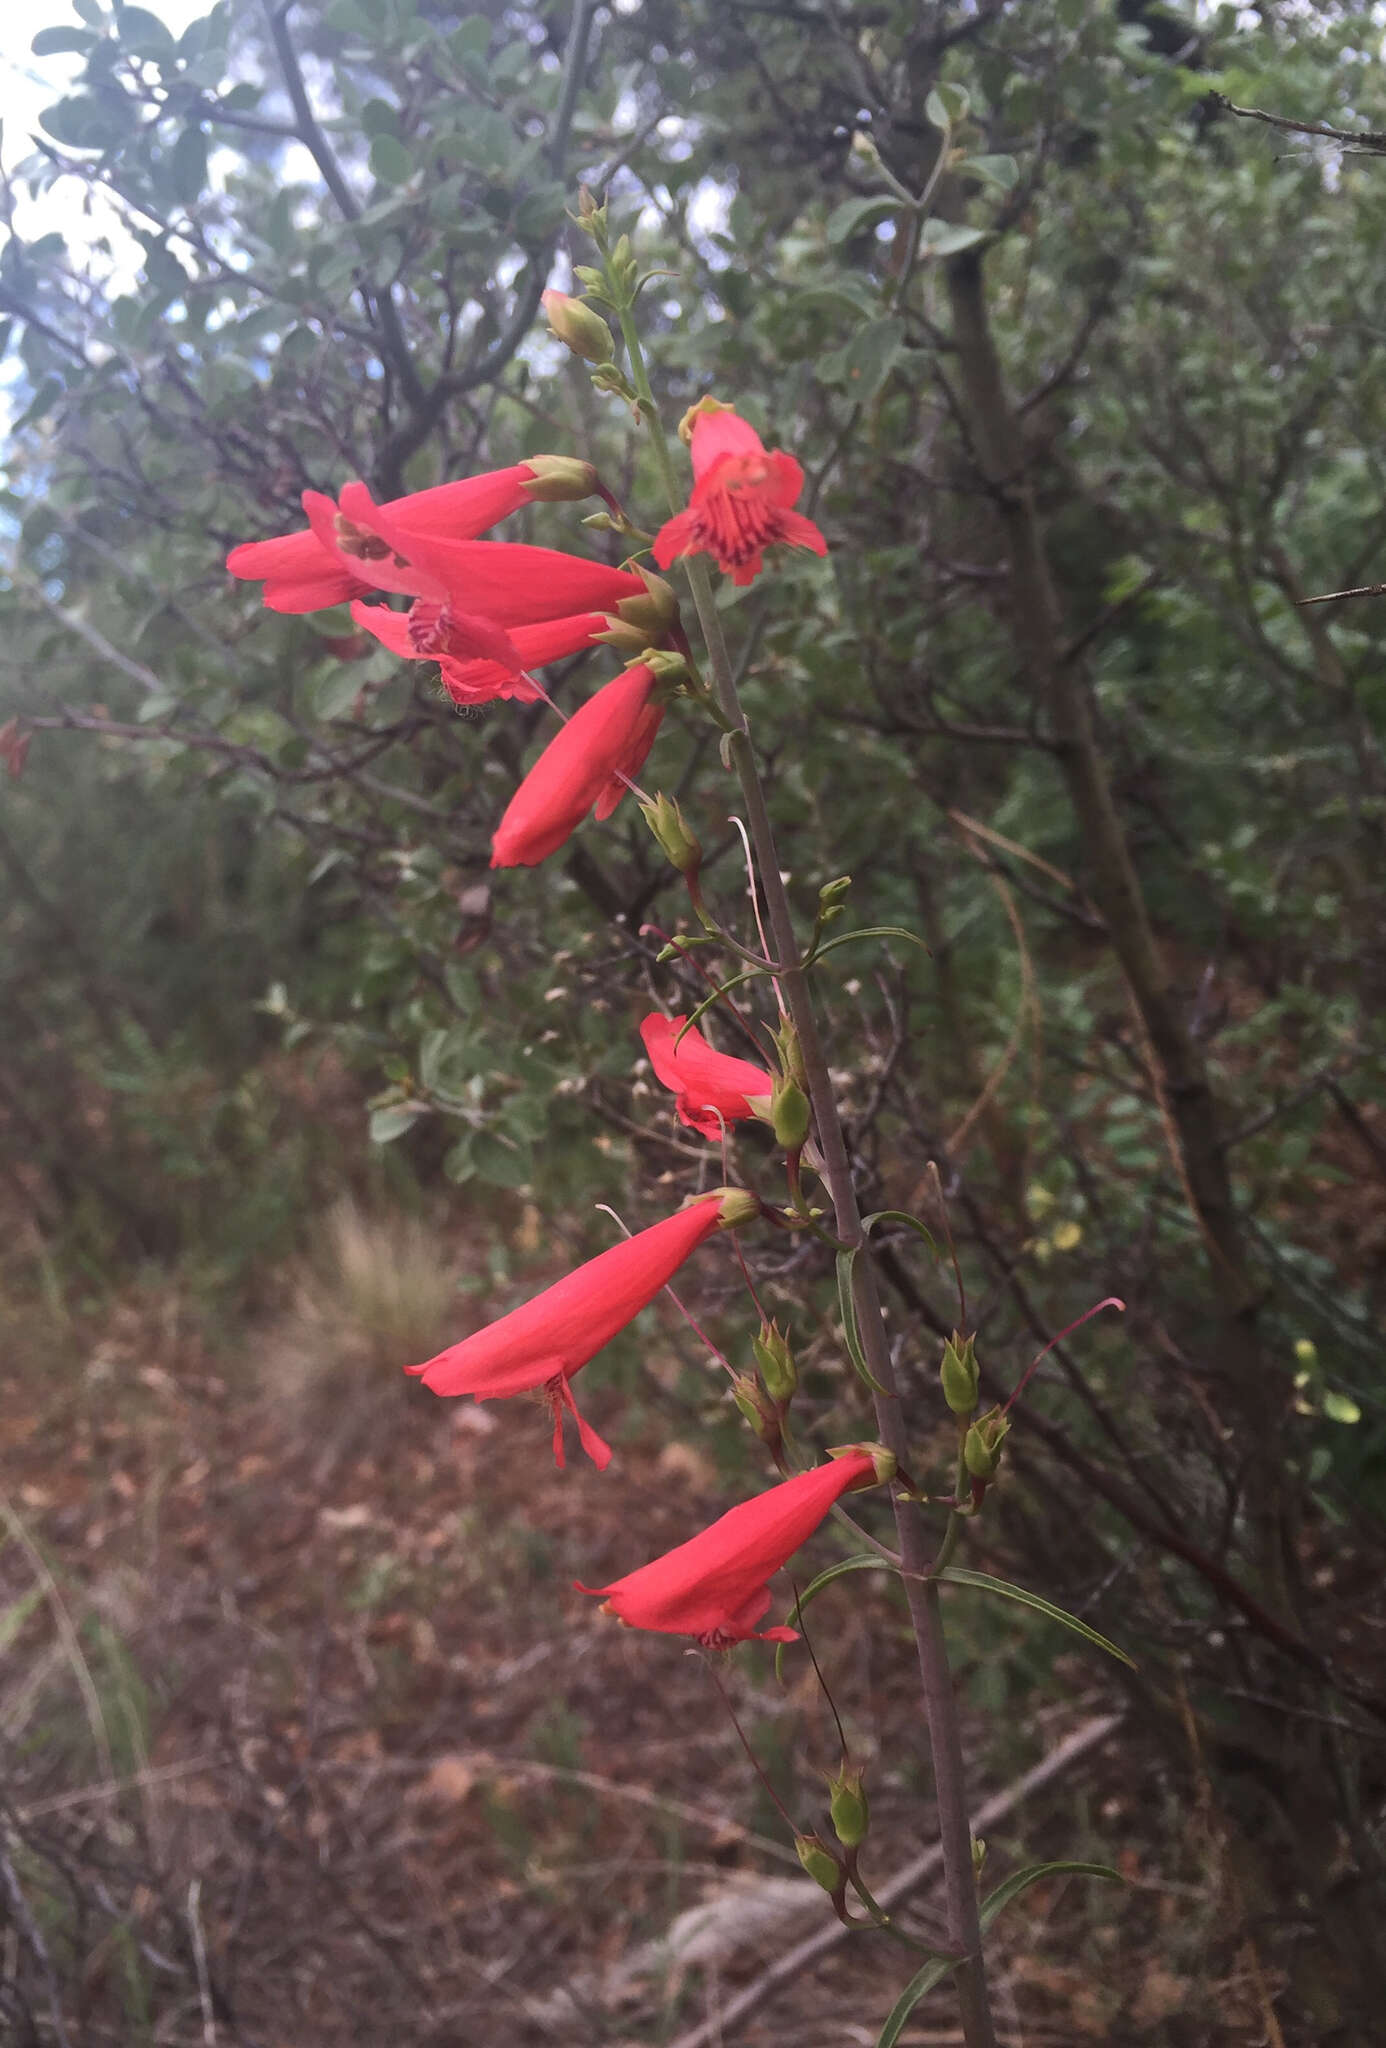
left=708, top=1186, right=761, bottom=1231
left=519, top=452, right=602, bottom=502
left=826, top=1441, right=896, bottom=1489
left=940, top=1329, right=980, bottom=1418
left=677, top=394, right=736, bottom=445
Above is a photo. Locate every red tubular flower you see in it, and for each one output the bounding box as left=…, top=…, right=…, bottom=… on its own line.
left=653, top=404, right=828, bottom=588
left=349, top=511, right=649, bottom=627
left=491, top=663, right=664, bottom=868
left=576, top=1453, right=876, bottom=1646
left=406, top=1194, right=737, bottom=1467
left=640, top=1013, right=773, bottom=1140
left=227, top=462, right=580, bottom=614
left=349, top=603, right=620, bottom=707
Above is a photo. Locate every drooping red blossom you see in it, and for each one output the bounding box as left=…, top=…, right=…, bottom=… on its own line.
left=349, top=602, right=620, bottom=707
left=406, top=1193, right=746, bottom=1467
left=490, top=663, right=664, bottom=868
left=347, top=596, right=530, bottom=699
left=653, top=403, right=828, bottom=588
left=576, top=1453, right=876, bottom=1645
left=640, top=1013, right=773, bottom=1140
left=227, top=462, right=584, bottom=614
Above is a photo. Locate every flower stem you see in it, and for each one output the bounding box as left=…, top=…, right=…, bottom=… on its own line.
left=613, top=306, right=998, bottom=2046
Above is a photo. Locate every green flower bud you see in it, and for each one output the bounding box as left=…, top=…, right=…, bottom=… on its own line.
left=574, top=187, right=607, bottom=242
left=752, top=1320, right=797, bottom=1403
left=770, top=1075, right=811, bottom=1152
left=639, top=792, right=702, bottom=877
left=730, top=1372, right=780, bottom=1446
left=963, top=1405, right=1009, bottom=1481
left=540, top=291, right=614, bottom=364
left=774, top=1018, right=808, bottom=1091
left=828, top=1765, right=870, bottom=1851
left=794, top=1831, right=844, bottom=1895
left=940, top=1330, right=980, bottom=1417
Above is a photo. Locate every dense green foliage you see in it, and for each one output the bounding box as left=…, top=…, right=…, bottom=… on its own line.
left=3, top=0, right=1386, bottom=2035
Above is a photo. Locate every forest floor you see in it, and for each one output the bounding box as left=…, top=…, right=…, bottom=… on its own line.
left=0, top=1208, right=1302, bottom=2048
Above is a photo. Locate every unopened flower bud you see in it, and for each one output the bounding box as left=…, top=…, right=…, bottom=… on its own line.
left=818, top=875, right=853, bottom=914
left=730, top=1372, right=780, bottom=1446
left=639, top=792, right=702, bottom=877
left=963, top=1405, right=1009, bottom=1481
left=710, top=1187, right=760, bottom=1231
left=794, top=1831, right=844, bottom=1895
left=541, top=289, right=613, bottom=363
left=827, top=1441, right=896, bottom=1489
left=752, top=1320, right=797, bottom=1402
left=609, top=232, right=638, bottom=291
left=972, top=1835, right=987, bottom=1879
left=521, top=452, right=601, bottom=501
left=828, top=1765, right=870, bottom=1851
left=940, top=1330, right=980, bottom=1417
left=770, top=1074, right=811, bottom=1152
left=574, top=187, right=607, bottom=240
left=774, top=1018, right=808, bottom=1091
left=677, top=394, right=735, bottom=446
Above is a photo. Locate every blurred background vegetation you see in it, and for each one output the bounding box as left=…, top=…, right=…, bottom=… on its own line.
left=1, top=0, right=1384, bottom=2042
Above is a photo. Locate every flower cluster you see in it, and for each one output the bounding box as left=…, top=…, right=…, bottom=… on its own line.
left=230, top=407, right=822, bottom=869
left=228, top=412, right=867, bottom=1649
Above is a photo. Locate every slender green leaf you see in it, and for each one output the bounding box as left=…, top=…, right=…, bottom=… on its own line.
left=863, top=1209, right=940, bottom=1261
left=775, top=1553, right=899, bottom=1681
left=875, top=1950, right=963, bottom=2047
left=979, top=1860, right=1121, bottom=1932
left=875, top=1863, right=1118, bottom=2045
left=937, top=1566, right=1137, bottom=1669
left=808, top=924, right=931, bottom=965
left=674, top=968, right=767, bottom=1045
left=836, top=1248, right=889, bottom=1395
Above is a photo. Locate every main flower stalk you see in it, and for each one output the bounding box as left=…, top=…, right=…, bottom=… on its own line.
left=614, top=300, right=999, bottom=2048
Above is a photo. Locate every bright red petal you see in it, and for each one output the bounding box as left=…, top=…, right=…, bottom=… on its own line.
left=690, top=409, right=768, bottom=479
left=374, top=531, right=646, bottom=627
left=576, top=1454, right=875, bottom=1641
left=651, top=506, right=698, bottom=570
left=776, top=508, right=829, bottom=557
left=490, top=664, right=659, bottom=867
left=406, top=1196, right=723, bottom=1396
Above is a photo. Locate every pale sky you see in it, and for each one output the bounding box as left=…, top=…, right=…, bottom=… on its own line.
left=2, top=0, right=209, bottom=252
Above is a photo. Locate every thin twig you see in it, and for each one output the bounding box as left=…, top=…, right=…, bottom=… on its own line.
left=668, top=1715, right=1122, bottom=2048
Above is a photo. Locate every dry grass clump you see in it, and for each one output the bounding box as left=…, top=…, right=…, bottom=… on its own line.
left=264, top=1199, right=458, bottom=1445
